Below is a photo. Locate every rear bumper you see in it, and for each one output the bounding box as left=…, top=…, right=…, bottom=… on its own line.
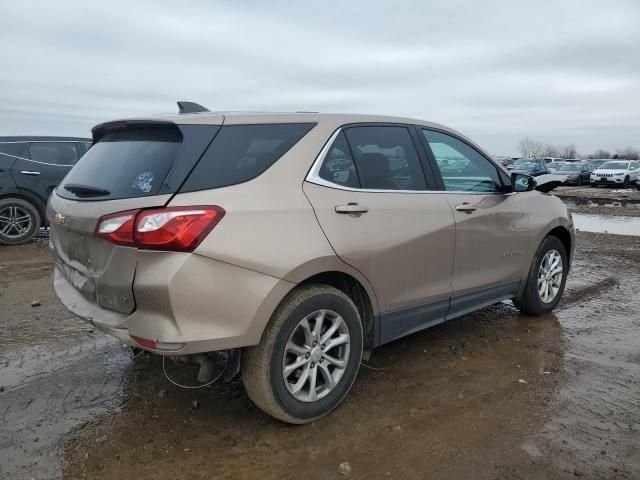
left=54, top=252, right=295, bottom=355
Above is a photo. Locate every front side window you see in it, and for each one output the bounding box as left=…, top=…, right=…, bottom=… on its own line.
left=28, top=142, right=79, bottom=165
left=422, top=130, right=502, bottom=192
left=343, top=126, right=427, bottom=190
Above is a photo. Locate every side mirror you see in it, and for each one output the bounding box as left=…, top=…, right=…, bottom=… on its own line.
left=512, top=173, right=536, bottom=192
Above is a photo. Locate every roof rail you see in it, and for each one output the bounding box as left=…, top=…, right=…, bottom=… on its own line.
left=177, top=101, right=210, bottom=114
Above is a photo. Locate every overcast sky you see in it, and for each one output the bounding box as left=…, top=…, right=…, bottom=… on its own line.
left=1, top=0, right=639, bottom=155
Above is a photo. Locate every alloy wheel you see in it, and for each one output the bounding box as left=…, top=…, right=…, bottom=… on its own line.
left=282, top=309, right=351, bottom=402
left=537, top=249, right=563, bottom=303
left=0, top=206, right=33, bottom=240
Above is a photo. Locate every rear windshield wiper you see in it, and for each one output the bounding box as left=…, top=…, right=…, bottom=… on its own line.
left=63, top=183, right=111, bottom=197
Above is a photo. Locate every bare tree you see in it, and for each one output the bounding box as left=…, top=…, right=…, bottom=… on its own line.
left=615, top=146, right=640, bottom=160
left=518, top=137, right=544, bottom=158
left=590, top=149, right=611, bottom=159
left=542, top=143, right=560, bottom=157
left=560, top=144, right=577, bottom=159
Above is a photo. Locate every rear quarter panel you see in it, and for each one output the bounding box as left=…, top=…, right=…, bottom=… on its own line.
left=167, top=120, right=380, bottom=314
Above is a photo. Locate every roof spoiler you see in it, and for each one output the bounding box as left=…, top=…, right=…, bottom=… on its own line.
left=177, top=101, right=210, bottom=114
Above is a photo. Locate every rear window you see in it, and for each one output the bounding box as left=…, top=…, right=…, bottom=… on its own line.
left=57, top=126, right=182, bottom=201
left=180, top=123, right=315, bottom=192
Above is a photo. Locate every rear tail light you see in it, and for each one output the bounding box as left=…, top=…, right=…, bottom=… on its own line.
left=96, top=206, right=225, bottom=252
left=96, top=210, right=138, bottom=246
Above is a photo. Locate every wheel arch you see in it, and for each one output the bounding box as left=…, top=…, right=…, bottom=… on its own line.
left=297, top=271, right=378, bottom=350
left=0, top=189, right=46, bottom=225
left=546, top=225, right=571, bottom=256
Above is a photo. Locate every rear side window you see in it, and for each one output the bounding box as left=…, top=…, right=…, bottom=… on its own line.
left=0, top=143, right=26, bottom=158
left=28, top=142, right=79, bottom=165
left=180, top=123, right=315, bottom=192
left=319, top=132, right=359, bottom=188
left=57, top=125, right=182, bottom=201
left=344, top=126, right=427, bottom=190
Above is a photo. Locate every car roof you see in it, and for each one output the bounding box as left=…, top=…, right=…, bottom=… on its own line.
left=93, top=110, right=493, bottom=158
left=0, top=136, right=91, bottom=142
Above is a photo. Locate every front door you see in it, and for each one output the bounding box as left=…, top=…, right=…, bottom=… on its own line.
left=304, top=126, right=456, bottom=344
left=420, top=128, right=530, bottom=316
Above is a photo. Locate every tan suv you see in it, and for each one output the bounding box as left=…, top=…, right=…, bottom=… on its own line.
left=49, top=106, right=574, bottom=423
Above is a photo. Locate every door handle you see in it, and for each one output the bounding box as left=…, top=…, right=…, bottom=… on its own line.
left=20, top=170, right=41, bottom=176
left=335, top=203, right=369, bottom=215
left=455, top=202, right=477, bottom=213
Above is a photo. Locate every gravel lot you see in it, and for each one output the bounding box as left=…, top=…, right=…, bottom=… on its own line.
left=1, top=225, right=639, bottom=479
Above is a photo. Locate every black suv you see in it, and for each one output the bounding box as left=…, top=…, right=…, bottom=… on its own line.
left=0, top=136, right=91, bottom=244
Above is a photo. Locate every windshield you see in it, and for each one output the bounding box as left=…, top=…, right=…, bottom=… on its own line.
left=513, top=158, right=536, bottom=165
left=513, top=162, right=535, bottom=168
left=555, top=163, right=580, bottom=171
left=600, top=161, right=629, bottom=170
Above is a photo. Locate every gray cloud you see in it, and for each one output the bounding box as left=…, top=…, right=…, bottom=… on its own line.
left=1, top=0, right=639, bottom=155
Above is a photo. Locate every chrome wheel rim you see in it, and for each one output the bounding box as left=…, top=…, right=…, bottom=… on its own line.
left=537, top=249, right=563, bottom=303
left=0, top=206, right=33, bottom=239
left=282, top=309, right=350, bottom=402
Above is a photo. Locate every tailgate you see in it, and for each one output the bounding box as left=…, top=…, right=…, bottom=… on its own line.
left=48, top=193, right=171, bottom=314
left=47, top=120, right=223, bottom=315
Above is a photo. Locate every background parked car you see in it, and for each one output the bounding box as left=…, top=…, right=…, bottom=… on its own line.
left=586, top=159, right=609, bottom=170
left=590, top=160, right=640, bottom=187
left=494, top=157, right=514, bottom=167
left=0, top=136, right=91, bottom=244
left=550, top=161, right=592, bottom=185
left=507, top=158, right=550, bottom=176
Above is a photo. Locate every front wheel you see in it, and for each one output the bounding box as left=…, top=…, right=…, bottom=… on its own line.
left=514, top=235, right=568, bottom=316
left=242, top=284, right=363, bottom=424
left=624, top=176, right=630, bottom=187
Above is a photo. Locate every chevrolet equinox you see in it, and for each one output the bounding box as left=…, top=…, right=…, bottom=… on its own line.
left=49, top=104, right=574, bottom=423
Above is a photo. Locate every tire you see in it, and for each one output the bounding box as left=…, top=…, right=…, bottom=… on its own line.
left=514, top=235, right=568, bottom=316
left=624, top=176, right=630, bottom=187
left=576, top=177, right=582, bottom=186
left=242, top=284, right=363, bottom=424
left=0, top=198, right=41, bottom=245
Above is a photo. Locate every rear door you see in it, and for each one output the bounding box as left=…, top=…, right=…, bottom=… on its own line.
left=0, top=142, right=25, bottom=188
left=48, top=122, right=221, bottom=318
left=419, top=128, right=530, bottom=315
left=11, top=141, right=79, bottom=202
left=304, top=125, right=456, bottom=344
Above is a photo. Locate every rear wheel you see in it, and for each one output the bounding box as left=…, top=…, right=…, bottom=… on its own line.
left=242, top=284, right=363, bottom=424
left=514, top=235, right=568, bottom=316
left=0, top=198, right=41, bottom=245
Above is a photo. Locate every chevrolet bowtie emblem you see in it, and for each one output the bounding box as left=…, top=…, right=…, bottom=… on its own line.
left=53, top=213, right=66, bottom=225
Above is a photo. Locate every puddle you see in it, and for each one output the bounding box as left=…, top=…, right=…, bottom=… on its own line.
left=572, top=213, right=640, bottom=236
left=561, top=197, right=640, bottom=209
left=562, top=197, right=640, bottom=210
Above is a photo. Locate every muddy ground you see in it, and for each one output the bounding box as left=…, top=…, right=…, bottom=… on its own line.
left=1, top=228, right=639, bottom=479
left=555, top=186, right=640, bottom=218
